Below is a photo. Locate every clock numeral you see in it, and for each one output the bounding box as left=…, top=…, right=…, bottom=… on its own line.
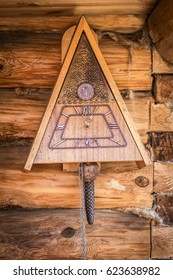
left=94, top=139, right=100, bottom=146
left=62, top=112, right=69, bottom=118
left=105, top=110, right=111, bottom=116
left=83, top=105, right=90, bottom=115
left=52, top=139, right=66, bottom=148
left=75, top=139, right=81, bottom=147
left=109, top=122, right=118, bottom=129
left=73, top=106, right=80, bottom=115
left=109, top=138, right=123, bottom=146
left=56, top=124, right=65, bottom=130
left=85, top=138, right=91, bottom=147
left=92, top=105, right=99, bottom=115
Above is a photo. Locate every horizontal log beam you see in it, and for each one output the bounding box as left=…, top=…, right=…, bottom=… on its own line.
left=0, top=0, right=157, bottom=16
left=0, top=89, right=152, bottom=143
left=0, top=161, right=153, bottom=209
left=0, top=209, right=150, bottom=260
left=0, top=32, right=152, bottom=90
left=0, top=15, right=145, bottom=33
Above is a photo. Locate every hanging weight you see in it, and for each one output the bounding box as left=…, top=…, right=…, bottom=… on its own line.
left=83, top=162, right=100, bottom=225
left=84, top=181, right=95, bottom=224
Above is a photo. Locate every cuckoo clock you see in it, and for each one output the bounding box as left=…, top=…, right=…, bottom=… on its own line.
left=24, top=16, right=151, bottom=225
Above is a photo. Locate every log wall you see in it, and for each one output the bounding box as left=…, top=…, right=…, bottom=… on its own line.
left=0, top=0, right=173, bottom=260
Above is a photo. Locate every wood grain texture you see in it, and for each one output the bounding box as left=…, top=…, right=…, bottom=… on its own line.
left=150, top=103, right=173, bottom=132
left=156, top=195, right=173, bottom=226
left=148, top=0, right=173, bottom=64
left=0, top=32, right=152, bottom=90
left=0, top=162, right=153, bottom=208
left=0, top=0, right=157, bottom=16
left=154, top=75, right=173, bottom=102
left=152, top=225, right=173, bottom=259
left=0, top=15, right=146, bottom=33
left=100, top=38, right=152, bottom=90
left=152, top=49, right=173, bottom=74
left=0, top=209, right=150, bottom=260
left=0, top=89, right=152, bottom=143
left=148, top=132, right=173, bottom=161
left=154, top=162, right=173, bottom=193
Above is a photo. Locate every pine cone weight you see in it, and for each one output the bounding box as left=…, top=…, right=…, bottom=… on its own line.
left=84, top=181, right=95, bottom=225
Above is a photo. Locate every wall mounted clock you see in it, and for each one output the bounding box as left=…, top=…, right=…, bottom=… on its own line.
left=24, top=16, right=151, bottom=228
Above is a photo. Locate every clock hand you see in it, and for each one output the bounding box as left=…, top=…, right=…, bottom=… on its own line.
left=82, top=105, right=93, bottom=129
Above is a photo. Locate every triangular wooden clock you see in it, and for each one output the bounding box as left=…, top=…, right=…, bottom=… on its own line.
left=24, top=16, right=151, bottom=225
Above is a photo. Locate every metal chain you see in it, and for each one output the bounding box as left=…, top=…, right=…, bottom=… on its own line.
left=78, top=163, right=87, bottom=260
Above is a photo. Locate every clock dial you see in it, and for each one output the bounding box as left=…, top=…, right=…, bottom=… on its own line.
left=77, top=83, right=94, bottom=100
left=49, top=105, right=127, bottom=149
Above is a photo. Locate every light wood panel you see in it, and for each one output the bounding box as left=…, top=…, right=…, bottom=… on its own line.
left=0, top=0, right=157, bottom=16
left=34, top=102, right=143, bottom=164
left=0, top=15, right=146, bottom=33
left=0, top=209, right=150, bottom=260
left=0, top=32, right=152, bottom=90
left=154, top=162, right=173, bottom=193
left=150, top=103, right=173, bottom=132
left=0, top=162, right=152, bottom=209
left=152, top=224, right=173, bottom=259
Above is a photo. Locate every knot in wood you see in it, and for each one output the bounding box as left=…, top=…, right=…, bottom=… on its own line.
left=135, top=176, right=149, bottom=187
left=61, top=227, right=75, bottom=238
left=83, top=162, right=100, bottom=182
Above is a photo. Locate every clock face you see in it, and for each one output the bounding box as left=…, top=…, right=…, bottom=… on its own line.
left=77, top=83, right=94, bottom=100
left=49, top=104, right=127, bottom=149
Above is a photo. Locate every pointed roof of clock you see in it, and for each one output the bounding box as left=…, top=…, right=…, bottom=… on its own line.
left=24, top=16, right=151, bottom=171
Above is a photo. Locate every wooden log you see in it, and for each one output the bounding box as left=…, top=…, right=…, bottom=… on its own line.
left=153, top=49, right=173, bottom=74
left=156, top=195, right=173, bottom=226
left=148, top=132, right=173, bottom=161
left=125, top=92, right=152, bottom=143
left=148, top=0, right=173, bottom=65
left=0, top=32, right=152, bottom=90
left=0, top=89, right=152, bottom=143
left=0, top=0, right=157, bottom=16
left=0, top=88, right=50, bottom=138
left=0, top=209, right=150, bottom=260
left=0, top=15, right=146, bottom=33
left=154, top=75, right=173, bottom=103
left=150, top=103, right=173, bottom=132
left=152, top=224, right=173, bottom=259
left=0, top=161, right=153, bottom=209
left=154, top=162, right=173, bottom=193
left=0, top=145, right=138, bottom=170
